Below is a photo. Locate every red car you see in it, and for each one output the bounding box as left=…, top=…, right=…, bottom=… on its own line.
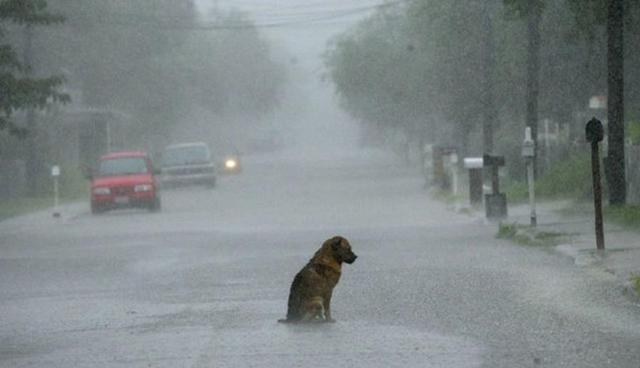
left=90, top=151, right=161, bottom=214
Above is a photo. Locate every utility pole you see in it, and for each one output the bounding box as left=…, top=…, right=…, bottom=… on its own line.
left=23, top=24, right=39, bottom=196
left=525, top=3, right=541, bottom=178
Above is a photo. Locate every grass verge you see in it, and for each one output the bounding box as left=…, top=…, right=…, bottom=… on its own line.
left=604, top=205, right=640, bottom=230
left=0, top=164, right=88, bottom=222
left=631, top=274, right=640, bottom=295
left=0, top=197, right=57, bottom=221
left=505, top=153, right=592, bottom=204
left=497, top=222, right=568, bottom=247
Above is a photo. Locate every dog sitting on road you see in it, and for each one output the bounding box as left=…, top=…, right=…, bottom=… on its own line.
left=278, top=236, right=357, bottom=323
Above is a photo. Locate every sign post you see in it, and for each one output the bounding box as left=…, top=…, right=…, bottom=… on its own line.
left=51, top=165, right=61, bottom=218
left=586, top=118, right=605, bottom=250
left=450, top=152, right=459, bottom=197
left=522, top=127, right=536, bottom=227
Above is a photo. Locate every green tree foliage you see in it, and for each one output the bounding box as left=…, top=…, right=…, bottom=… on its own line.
left=0, top=0, right=69, bottom=137
left=326, top=0, right=640, bottom=163
left=33, top=1, right=284, bottom=145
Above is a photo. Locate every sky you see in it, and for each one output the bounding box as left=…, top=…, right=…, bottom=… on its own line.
left=192, top=1, right=385, bottom=157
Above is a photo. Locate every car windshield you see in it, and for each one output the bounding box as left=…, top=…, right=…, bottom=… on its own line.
left=162, top=146, right=209, bottom=166
left=98, top=157, right=148, bottom=177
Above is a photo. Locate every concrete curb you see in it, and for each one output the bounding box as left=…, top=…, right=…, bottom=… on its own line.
left=445, top=199, right=640, bottom=305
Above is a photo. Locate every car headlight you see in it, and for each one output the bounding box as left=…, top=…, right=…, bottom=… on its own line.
left=93, top=187, right=110, bottom=195
left=225, top=159, right=237, bottom=169
left=134, top=184, right=153, bottom=192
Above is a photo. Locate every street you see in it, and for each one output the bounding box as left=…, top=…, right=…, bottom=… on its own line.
left=1, top=149, right=640, bottom=368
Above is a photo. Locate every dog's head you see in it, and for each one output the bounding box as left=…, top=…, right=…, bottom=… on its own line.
left=329, top=236, right=357, bottom=264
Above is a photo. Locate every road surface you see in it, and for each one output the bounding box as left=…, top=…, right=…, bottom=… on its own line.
left=1, top=150, right=639, bottom=367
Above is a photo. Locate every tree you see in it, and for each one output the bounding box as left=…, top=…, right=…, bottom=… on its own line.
left=566, top=0, right=635, bottom=205
left=606, top=0, right=626, bottom=205
left=0, top=0, right=69, bottom=138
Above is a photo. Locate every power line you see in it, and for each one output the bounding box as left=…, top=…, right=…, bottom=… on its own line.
left=66, top=0, right=407, bottom=30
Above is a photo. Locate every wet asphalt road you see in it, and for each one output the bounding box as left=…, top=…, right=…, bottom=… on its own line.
left=1, top=150, right=640, bottom=368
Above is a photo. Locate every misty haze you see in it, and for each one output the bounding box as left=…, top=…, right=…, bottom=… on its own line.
left=1, top=0, right=640, bottom=367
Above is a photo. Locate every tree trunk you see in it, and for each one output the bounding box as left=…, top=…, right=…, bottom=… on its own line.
left=607, top=0, right=626, bottom=205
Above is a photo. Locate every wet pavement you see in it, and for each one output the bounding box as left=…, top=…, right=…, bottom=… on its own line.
left=1, top=149, right=640, bottom=367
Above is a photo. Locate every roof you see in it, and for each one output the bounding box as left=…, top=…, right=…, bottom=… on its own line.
left=100, top=151, right=148, bottom=160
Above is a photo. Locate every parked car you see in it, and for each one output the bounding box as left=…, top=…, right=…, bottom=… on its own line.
left=160, top=142, right=217, bottom=188
left=89, top=151, right=161, bottom=214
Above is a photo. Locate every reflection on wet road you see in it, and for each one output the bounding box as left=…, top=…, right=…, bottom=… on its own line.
left=1, top=150, right=639, bottom=367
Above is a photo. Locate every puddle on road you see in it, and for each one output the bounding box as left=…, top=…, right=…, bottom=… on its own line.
left=196, top=321, right=484, bottom=368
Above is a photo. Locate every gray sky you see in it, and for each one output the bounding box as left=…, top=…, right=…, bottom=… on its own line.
left=193, top=0, right=385, bottom=156
left=194, top=0, right=383, bottom=67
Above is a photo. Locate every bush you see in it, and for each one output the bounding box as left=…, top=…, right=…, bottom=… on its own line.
left=505, top=152, right=592, bottom=202
left=604, top=205, right=640, bottom=229
left=628, top=120, right=640, bottom=145
left=59, top=164, right=89, bottom=199
left=536, top=153, right=592, bottom=199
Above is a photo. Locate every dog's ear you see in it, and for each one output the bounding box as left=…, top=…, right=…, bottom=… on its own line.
left=330, top=236, right=343, bottom=250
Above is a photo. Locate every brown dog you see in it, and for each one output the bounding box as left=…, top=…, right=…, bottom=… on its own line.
left=279, top=236, right=357, bottom=323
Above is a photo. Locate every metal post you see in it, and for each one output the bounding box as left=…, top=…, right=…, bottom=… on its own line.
left=591, top=141, right=605, bottom=250
left=586, top=118, right=605, bottom=250
left=527, top=158, right=537, bottom=227
left=53, top=176, right=60, bottom=217
left=450, top=153, right=458, bottom=197
left=544, top=118, right=551, bottom=173
left=51, top=165, right=61, bottom=218
left=523, top=127, right=536, bottom=227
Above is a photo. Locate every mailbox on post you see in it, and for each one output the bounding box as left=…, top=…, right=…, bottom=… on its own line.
left=463, top=157, right=483, bottom=207
left=483, top=154, right=507, bottom=220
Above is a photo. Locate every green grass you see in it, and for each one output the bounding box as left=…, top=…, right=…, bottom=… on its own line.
left=631, top=274, right=640, bottom=295
left=504, top=181, right=529, bottom=203
left=505, top=153, right=592, bottom=203
left=496, top=222, right=567, bottom=247
left=496, top=222, right=519, bottom=239
left=0, top=197, right=56, bottom=221
left=628, top=120, right=640, bottom=145
left=604, top=205, right=640, bottom=230
left=0, top=163, right=89, bottom=222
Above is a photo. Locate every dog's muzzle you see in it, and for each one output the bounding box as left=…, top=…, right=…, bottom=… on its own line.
left=345, top=254, right=357, bottom=264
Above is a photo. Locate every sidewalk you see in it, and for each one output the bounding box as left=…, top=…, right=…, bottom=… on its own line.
left=507, top=200, right=640, bottom=300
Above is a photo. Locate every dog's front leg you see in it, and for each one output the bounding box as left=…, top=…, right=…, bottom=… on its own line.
left=323, top=292, right=335, bottom=322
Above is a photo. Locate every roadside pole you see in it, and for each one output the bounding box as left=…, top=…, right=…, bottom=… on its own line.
left=450, top=152, right=459, bottom=198
left=586, top=118, right=605, bottom=250
left=522, top=127, right=536, bottom=227
left=51, top=165, right=61, bottom=218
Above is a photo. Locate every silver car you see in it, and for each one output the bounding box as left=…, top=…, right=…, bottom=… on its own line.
left=160, top=142, right=217, bottom=188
